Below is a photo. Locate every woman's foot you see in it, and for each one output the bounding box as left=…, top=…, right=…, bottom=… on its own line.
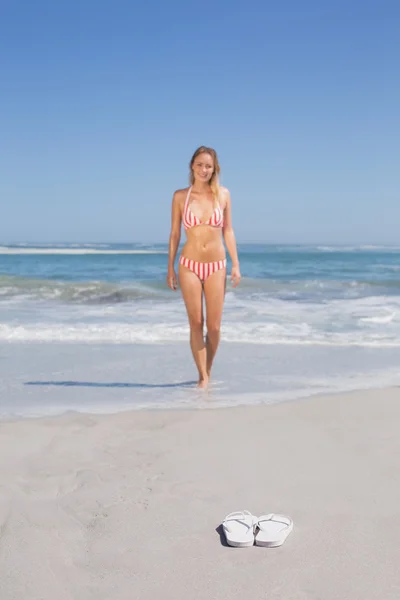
left=197, top=375, right=209, bottom=389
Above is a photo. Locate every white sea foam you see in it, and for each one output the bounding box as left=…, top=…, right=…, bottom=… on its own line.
left=0, top=247, right=167, bottom=255
left=316, top=245, right=400, bottom=253
left=375, top=264, right=400, bottom=271
left=359, top=312, right=396, bottom=324
left=1, top=287, right=400, bottom=346
left=1, top=318, right=400, bottom=346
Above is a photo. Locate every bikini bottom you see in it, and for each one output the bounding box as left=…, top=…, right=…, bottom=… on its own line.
left=179, top=256, right=227, bottom=282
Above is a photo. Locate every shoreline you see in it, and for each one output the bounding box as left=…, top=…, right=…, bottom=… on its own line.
left=0, top=382, right=398, bottom=425
left=3, top=341, right=400, bottom=420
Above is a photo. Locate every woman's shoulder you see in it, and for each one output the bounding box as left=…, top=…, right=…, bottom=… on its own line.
left=171, top=188, right=189, bottom=210
left=172, top=187, right=190, bottom=203
left=218, top=186, right=231, bottom=207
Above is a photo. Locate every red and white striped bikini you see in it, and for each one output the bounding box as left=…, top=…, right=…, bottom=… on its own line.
left=179, top=187, right=227, bottom=282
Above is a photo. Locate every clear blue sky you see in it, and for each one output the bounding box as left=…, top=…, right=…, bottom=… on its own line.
left=1, top=0, right=399, bottom=244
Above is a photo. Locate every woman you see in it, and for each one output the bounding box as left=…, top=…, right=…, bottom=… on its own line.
left=167, top=146, right=241, bottom=388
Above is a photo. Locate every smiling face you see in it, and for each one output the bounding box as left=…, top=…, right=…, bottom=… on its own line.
left=191, top=152, right=215, bottom=184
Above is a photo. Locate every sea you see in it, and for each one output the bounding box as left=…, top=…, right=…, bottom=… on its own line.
left=1, top=242, right=400, bottom=418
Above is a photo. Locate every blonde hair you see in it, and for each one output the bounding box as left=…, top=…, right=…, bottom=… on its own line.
left=189, top=146, right=221, bottom=204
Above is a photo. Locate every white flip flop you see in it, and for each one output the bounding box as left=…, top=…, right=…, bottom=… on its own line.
left=255, top=513, right=293, bottom=547
left=222, top=510, right=257, bottom=548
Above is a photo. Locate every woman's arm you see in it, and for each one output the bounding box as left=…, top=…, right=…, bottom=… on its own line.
left=167, top=191, right=182, bottom=290
left=222, top=188, right=241, bottom=287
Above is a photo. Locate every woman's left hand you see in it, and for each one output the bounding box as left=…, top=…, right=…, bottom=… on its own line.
left=231, top=265, right=241, bottom=288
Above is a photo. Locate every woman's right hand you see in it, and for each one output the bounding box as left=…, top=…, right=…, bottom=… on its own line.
left=167, top=268, right=178, bottom=291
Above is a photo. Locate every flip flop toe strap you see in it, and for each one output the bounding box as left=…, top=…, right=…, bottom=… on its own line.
left=256, top=513, right=292, bottom=529
left=223, top=510, right=255, bottom=533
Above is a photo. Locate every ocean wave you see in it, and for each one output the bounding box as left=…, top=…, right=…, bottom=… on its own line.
left=1, top=320, right=400, bottom=346
left=316, top=245, right=400, bottom=253
left=1, top=288, right=400, bottom=344
left=2, top=273, right=400, bottom=305
left=0, top=246, right=167, bottom=255
left=0, top=275, right=170, bottom=303
left=374, top=264, right=400, bottom=272
left=11, top=242, right=108, bottom=248
left=237, top=277, right=400, bottom=296
left=359, top=313, right=396, bottom=324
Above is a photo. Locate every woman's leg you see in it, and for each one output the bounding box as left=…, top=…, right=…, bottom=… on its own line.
left=203, top=267, right=226, bottom=379
left=178, top=263, right=208, bottom=387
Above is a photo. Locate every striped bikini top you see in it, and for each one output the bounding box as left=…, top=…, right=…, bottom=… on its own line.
left=182, top=187, right=224, bottom=230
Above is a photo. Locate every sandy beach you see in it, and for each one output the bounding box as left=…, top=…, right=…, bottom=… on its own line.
left=0, top=387, right=399, bottom=599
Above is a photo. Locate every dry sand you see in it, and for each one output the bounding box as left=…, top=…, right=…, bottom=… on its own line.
left=1, top=387, right=400, bottom=600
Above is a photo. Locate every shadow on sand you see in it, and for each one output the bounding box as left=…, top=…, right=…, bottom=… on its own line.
left=215, top=524, right=230, bottom=547
left=24, top=380, right=197, bottom=389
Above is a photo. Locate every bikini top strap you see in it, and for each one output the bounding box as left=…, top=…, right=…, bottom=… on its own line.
left=184, top=187, right=192, bottom=211
left=215, top=188, right=221, bottom=209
